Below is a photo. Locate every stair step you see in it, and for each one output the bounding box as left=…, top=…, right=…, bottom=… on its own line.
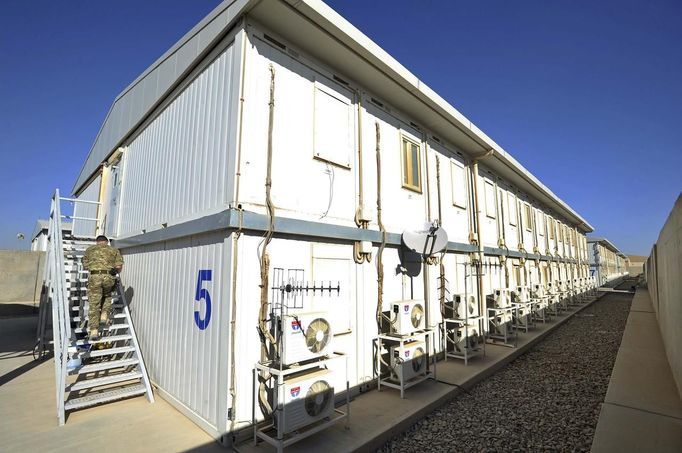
left=73, top=313, right=126, bottom=322
left=75, top=334, right=132, bottom=346
left=64, top=383, right=147, bottom=411
left=73, top=324, right=129, bottom=334
left=77, top=358, right=139, bottom=374
left=87, top=345, right=136, bottom=358
left=71, top=302, right=122, bottom=310
left=67, top=371, right=143, bottom=391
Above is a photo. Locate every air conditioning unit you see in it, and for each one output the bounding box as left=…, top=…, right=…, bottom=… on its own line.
left=390, top=340, right=427, bottom=382
left=547, top=282, right=556, bottom=295
left=452, top=326, right=483, bottom=352
left=279, top=368, right=334, bottom=434
left=279, top=312, right=333, bottom=366
left=445, top=294, right=479, bottom=320
left=513, top=286, right=530, bottom=303
left=531, top=284, right=545, bottom=299
left=390, top=300, right=425, bottom=335
left=491, top=288, right=511, bottom=308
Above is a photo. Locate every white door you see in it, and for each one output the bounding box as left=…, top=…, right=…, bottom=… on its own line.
left=104, top=160, right=122, bottom=236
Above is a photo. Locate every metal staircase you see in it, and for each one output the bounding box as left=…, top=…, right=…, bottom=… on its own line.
left=35, top=190, right=154, bottom=425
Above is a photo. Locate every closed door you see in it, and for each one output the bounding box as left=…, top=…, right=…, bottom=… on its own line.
left=105, top=161, right=122, bottom=236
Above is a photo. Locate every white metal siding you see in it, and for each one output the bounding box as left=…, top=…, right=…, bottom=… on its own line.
left=118, top=42, right=235, bottom=236
left=239, top=35, right=357, bottom=225
left=122, top=231, right=229, bottom=428
left=73, top=175, right=101, bottom=237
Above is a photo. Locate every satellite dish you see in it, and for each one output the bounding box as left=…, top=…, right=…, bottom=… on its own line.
left=402, top=222, right=448, bottom=257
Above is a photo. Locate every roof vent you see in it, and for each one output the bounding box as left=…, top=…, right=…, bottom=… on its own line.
left=333, top=75, right=349, bottom=86
left=264, top=34, right=286, bottom=50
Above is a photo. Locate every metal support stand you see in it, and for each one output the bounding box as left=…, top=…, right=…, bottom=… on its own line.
left=443, top=317, right=485, bottom=364
left=252, top=353, right=350, bottom=453
left=375, top=330, right=435, bottom=398
left=486, top=307, right=517, bottom=347
left=531, top=297, right=550, bottom=323
left=512, top=302, right=535, bottom=332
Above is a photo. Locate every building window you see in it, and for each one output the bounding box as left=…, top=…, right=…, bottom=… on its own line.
left=508, top=192, right=517, bottom=226
left=549, top=218, right=555, bottom=239
left=450, top=161, right=467, bottom=208
left=313, top=82, right=353, bottom=168
left=484, top=181, right=496, bottom=218
left=523, top=203, right=532, bottom=232
left=401, top=136, right=421, bottom=192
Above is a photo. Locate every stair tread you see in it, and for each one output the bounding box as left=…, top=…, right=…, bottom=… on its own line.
left=87, top=345, right=136, bottom=358
left=74, top=334, right=132, bottom=345
left=73, top=324, right=129, bottom=333
left=67, top=371, right=142, bottom=391
left=77, top=358, right=139, bottom=374
left=73, top=313, right=125, bottom=322
left=64, top=383, right=146, bottom=411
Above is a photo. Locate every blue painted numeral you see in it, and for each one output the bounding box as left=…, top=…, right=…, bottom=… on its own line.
left=194, top=269, right=212, bottom=330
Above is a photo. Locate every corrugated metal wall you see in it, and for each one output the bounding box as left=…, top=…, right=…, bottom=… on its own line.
left=122, top=230, right=229, bottom=429
left=73, top=0, right=249, bottom=193
left=118, top=43, right=235, bottom=237
left=73, top=174, right=101, bottom=237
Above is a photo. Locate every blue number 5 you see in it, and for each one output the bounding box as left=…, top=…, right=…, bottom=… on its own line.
left=194, top=270, right=212, bottom=330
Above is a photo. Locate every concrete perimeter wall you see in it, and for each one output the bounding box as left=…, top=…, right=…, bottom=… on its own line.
left=646, top=192, right=682, bottom=399
left=0, top=250, right=45, bottom=304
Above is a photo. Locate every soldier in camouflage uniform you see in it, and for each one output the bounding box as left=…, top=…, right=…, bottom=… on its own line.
left=82, top=235, right=124, bottom=341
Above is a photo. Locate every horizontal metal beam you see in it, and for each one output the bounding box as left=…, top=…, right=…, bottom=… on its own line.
left=113, top=208, right=581, bottom=265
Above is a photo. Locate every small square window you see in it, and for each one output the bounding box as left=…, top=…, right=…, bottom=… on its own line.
left=401, top=136, right=421, bottom=192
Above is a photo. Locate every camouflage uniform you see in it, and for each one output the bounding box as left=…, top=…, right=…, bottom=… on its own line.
left=82, top=244, right=124, bottom=336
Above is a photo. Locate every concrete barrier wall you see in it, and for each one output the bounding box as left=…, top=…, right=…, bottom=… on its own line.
left=0, top=250, right=45, bottom=304
left=646, top=193, right=682, bottom=398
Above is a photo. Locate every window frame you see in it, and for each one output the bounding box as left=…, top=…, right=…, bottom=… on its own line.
left=450, top=159, right=467, bottom=209
left=484, top=180, right=496, bottom=219
left=523, top=203, right=533, bottom=232
left=507, top=192, right=517, bottom=226
left=400, top=134, right=422, bottom=193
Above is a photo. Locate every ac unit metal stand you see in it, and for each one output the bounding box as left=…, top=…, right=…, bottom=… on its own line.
left=375, top=329, right=435, bottom=399
left=252, top=353, right=349, bottom=453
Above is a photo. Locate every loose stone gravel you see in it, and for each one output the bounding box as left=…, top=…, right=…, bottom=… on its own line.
left=378, top=287, right=634, bottom=453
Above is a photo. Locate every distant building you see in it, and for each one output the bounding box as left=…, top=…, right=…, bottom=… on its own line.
left=587, top=237, right=628, bottom=285
left=31, top=220, right=71, bottom=251
left=626, top=255, right=646, bottom=276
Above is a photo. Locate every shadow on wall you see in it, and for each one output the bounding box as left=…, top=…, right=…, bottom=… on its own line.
left=645, top=191, right=682, bottom=400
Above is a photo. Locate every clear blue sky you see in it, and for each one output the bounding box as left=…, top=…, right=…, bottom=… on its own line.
left=1, top=0, right=680, bottom=255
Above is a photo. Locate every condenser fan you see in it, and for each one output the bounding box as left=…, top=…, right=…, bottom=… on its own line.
left=467, top=296, right=477, bottom=315
left=468, top=330, right=480, bottom=349
left=411, top=347, right=426, bottom=372
left=305, top=318, right=331, bottom=353
left=411, top=304, right=424, bottom=328
left=305, top=380, right=332, bottom=416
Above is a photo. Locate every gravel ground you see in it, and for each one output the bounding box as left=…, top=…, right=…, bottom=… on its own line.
left=379, top=284, right=635, bottom=453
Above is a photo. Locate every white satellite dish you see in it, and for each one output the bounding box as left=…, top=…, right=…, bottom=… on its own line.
left=402, top=222, right=448, bottom=257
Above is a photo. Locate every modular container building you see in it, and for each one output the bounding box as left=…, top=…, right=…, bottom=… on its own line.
left=587, top=237, right=628, bottom=285
left=70, top=0, right=595, bottom=443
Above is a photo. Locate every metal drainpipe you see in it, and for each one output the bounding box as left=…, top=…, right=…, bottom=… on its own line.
left=471, top=149, right=494, bottom=319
